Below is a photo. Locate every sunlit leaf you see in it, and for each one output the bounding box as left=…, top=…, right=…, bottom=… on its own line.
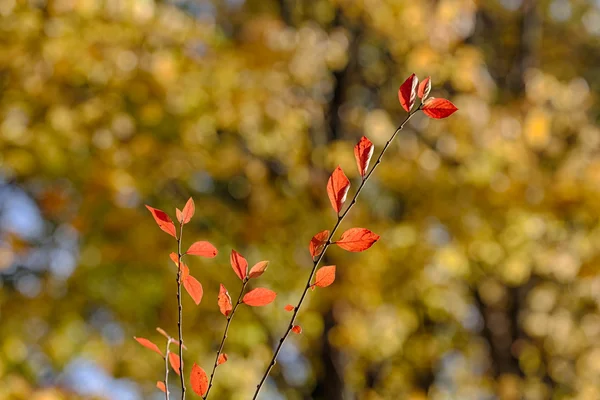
left=314, top=265, right=336, bottom=288
left=230, top=249, right=248, bottom=280
left=327, top=166, right=350, bottom=214
left=309, top=230, right=329, bottom=258
left=186, top=241, right=218, bottom=258
left=218, top=284, right=233, bottom=317
left=242, top=288, right=277, bottom=306
left=354, top=136, right=374, bottom=178
left=133, top=337, right=162, bottom=357
left=249, top=260, right=269, bottom=279
left=398, top=73, right=419, bottom=112
left=145, top=205, right=177, bottom=238
left=335, top=228, right=380, bottom=252
left=421, top=97, right=458, bottom=119
left=183, top=275, right=203, bottom=305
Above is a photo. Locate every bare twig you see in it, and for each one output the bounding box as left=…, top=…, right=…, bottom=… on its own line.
left=176, top=223, right=186, bottom=399
left=164, top=338, right=171, bottom=400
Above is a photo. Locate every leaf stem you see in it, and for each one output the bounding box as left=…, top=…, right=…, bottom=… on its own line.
left=203, top=277, right=249, bottom=399
left=252, top=109, right=418, bottom=399
left=176, top=222, right=186, bottom=399
left=164, top=339, right=171, bottom=400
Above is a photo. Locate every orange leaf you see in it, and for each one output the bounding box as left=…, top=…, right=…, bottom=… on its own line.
left=156, top=381, right=166, bottom=393
left=335, top=228, right=380, bottom=252
left=354, top=136, right=374, bottom=178
left=291, top=325, right=302, bottom=334
left=314, top=265, right=336, bottom=288
left=230, top=249, right=248, bottom=280
left=398, top=73, right=419, bottom=112
left=242, top=288, right=277, bottom=307
left=309, top=230, right=329, bottom=258
left=180, top=263, right=190, bottom=282
left=169, top=352, right=182, bottom=376
left=186, top=241, right=218, bottom=258
left=284, top=304, right=295, bottom=312
left=134, top=337, right=162, bottom=357
left=181, top=197, right=195, bottom=224
left=417, top=76, right=431, bottom=99
left=183, top=275, right=203, bottom=305
left=421, top=97, right=458, bottom=119
left=145, top=205, right=177, bottom=238
left=249, top=261, right=269, bottom=279
left=190, top=363, right=208, bottom=396
left=218, top=284, right=233, bottom=317
left=169, top=252, right=178, bottom=265
left=217, top=353, right=228, bottom=365
left=327, top=166, right=350, bottom=214
left=176, top=208, right=183, bottom=223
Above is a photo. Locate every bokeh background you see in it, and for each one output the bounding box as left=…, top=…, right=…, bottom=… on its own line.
left=2, top=0, right=600, bottom=399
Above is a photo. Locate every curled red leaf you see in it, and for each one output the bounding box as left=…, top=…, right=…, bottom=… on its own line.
left=314, top=265, right=336, bottom=288
left=284, top=304, right=295, bottom=312
left=417, top=76, right=431, bottom=99
left=186, top=241, right=218, bottom=258
left=291, top=325, right=302, bottom=334
left=309, top=230, right=329, bottom=258
left=218, top=284, right=233, bottom=317
left=249, top=261, right=269, bottom=279
left=190, top=363, right=209, bottom=396
left=421, top=97, right=458, bottom=119
left=217, top=353, right=228, bottom=365
left=335, top=228, right=380, bottom=252
left=145, top=205, right=177, bottom=238
left=230, top=249, right=248, bottom=281
left=398, top=73, right=419, bottom=112
left=242, top=288, right=277, bottom=307
left=183, top=275, right=203, bottom=305
left=327, top=166, right=350, bottom=214
left=354, top=136, right=374, bottom=178
left=134, top=337, right=162, bottom=357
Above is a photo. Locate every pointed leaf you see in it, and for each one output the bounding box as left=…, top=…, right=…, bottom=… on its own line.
left=169, top=252, right=178, bottom=265
left=292, top=325, right=302, bottom=334
left=176, top=208, right=183, bottom=223
left=327, top=166, right=350, bottom=214
left=284, top=304, right=295, bottom=312
left=417, top=76, right=431, bottom=99
left=134, top=337, right=162, bottom=357
left=242, top=288, right=277, bottom=307
left=421, top=97, right=458, bottom=119
left=309, top=230, right=329, bottom=258
left=156, top=381, right=166, bottom=393
left=335, top=228, right=380, bottom=252
left=186, top=241, right=218, bottom=258
left=190, top=363, right=209, bottom=396
left=249, top=261, right=269, bottom=279
left=145, top=205, right=177, bottom=238
left=181, top=197, right=195, bottom=224
left=156, top=327, right=169, bottom=339
left=218, top=284, right=233, bottom=317
left=169, top=353, right=181, bottom=376
left=398, top=73, right=419, bottom=112
left=230, top=249, right=248, bottom=280
left=314, top=265, right=336, bottom=288
left=183, top=275, right=203, bottom=305
left=217, top=353, right=228, bottom=365
left=354, top=136, right=374, bottom=178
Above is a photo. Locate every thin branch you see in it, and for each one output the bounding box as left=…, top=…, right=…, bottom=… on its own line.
left=252, top=108, right=420, bottom=399
left=203, top=277, right=250, bottom=399
left=176, top=223, right=186, bottom=399
left=164, top=339, right=171, bottom=400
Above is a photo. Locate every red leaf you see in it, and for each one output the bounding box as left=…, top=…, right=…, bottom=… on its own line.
left=242, top=288, right=277, bottom=307
left=354, top=136, right=374, bottom=178
left=180, top=263, right=190, bottom=282
left=169, top=353, right=182, bottom=376
left=284, top=304, right=295, bottom=312
left=314, top=265, right=336, bottom=288
left=145, top=205, right=177, bottom=238
left=218, top=284, right=233, bottom=317
left=309, top=230, right=329, bottom=258
left=186, top=241, right=218, bottom=258
left=181, top=197, right=195, bottom=224
left=398, top=73, right=419, bottom=112
left=183, top=275, right=203, bottom=305
left=291, top=325, right=302, bottom=334
left=169, top=252, right=178, bottom=265
left=134, top=337, right=162, bottom=357
left=190, top=363, right=209, bottom=396
left=327, top=166, right=350, bottom=214
left=156, top=381, right=166, bottom=393
left=421, top=97, right=458, bottom=119
left=230, top=249, right=248, bottom=280
left=335, top=228, right=380, bottom=252
left=249, top=261, right=269, bottom=279
left=176, top=208, right=183, bottom=223
left=417, top=76, right=431, bottom=99
left=217, top=353, right=228, bottom=365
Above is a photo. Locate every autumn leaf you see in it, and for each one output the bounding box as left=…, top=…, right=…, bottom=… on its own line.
left=242, top=288, right=277, bottom=306
left=181, top=197, right=195, bottom=224
left=398, top=73, right=419, bottom=112
left=169, top=352, right=182, bottom=376
left=421, top=97, right=458, bottom=119
left=314, top=265, right=336, bottom=288
left=176, top=208, right=183, bottom=223
left=217, top=353, right=228, bottom=365
left=156, top=381, right=166, bottom=393
left=284, top=304, right=295, bottom=312
left=169, top=252, right=178, bottom=265
left=183, top=275, right=203, bottom=305
left=335, top=228, right=380, bottom=252
left=327, top=166, right=350, bottom=214
left=230, top=249, right=248, bottom=280
left=145, top=205, right=177, bottom=238
left=309, top=230, right=329, bottom=258
left=190, top=363, right=209, bottom=396
left=249, top=261, right=269, bottom=279
left=218, top=284, right=233, bottom=317
left=354, top=136, right=374, bottom=178
left=292, top=325, right=302, bottom=334
left=156, top=327, right=169, bottom=339
left=134, top=337, right=162, bottom=357
left=186, top=241, right=218, bottom=258
left=417, top=76, right=431, bottom=99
